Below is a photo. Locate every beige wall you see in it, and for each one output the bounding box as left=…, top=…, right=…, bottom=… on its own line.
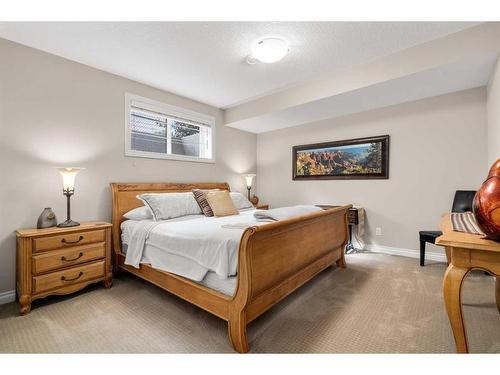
left=0, top=38, right=257, bottom=294
left=487, top=57, right=500, bottom=166
left=256, top=88, right=487, bottom=254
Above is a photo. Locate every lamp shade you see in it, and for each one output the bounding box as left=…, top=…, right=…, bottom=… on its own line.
left=56, top=167, right=83, bottom=191
left=243, top=174, right=256, bottom=188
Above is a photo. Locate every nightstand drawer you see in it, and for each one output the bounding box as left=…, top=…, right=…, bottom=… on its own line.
left=32, top=243, right=106, bottom=274
left=33, top=229, right=106, bottom=253
left=32, top=260, right=105, bottom=294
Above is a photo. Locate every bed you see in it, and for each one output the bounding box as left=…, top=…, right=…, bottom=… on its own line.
left=111, top=182, right=350, bottom=353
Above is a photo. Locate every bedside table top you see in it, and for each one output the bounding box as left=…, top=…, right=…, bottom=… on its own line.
left=255, top=204, right=269, bottom=209
left=16, top=221, right=112, bottom=237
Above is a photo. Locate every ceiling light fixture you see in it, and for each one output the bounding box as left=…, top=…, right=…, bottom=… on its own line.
left=247, top=37, right=290, bottom=64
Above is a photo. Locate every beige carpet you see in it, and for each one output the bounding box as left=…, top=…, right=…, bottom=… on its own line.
left=0, top=252, right=499, bottom=353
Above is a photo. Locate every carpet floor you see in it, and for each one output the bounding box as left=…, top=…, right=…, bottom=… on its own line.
left=0, top=252, right=499, bottom=353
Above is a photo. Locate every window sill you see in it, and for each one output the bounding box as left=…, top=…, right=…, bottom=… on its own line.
left=125, top=150, right=215, bottom=164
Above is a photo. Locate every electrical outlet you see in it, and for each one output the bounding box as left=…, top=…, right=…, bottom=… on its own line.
left=375, top=227, right=382, bottom=236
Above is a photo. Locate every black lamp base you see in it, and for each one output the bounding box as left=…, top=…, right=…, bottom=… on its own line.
left=57, top=219, right=80, bottom=228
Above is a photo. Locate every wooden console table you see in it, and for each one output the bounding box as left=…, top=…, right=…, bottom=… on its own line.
left=436, top=213, right=500, bottom=353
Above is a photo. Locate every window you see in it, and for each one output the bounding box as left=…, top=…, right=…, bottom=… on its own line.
left=125, top=93, right=215, bottom=163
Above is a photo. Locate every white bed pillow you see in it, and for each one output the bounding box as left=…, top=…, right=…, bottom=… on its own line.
left=137, top=192, right=202, bottom=221
left=230, top=192, right=254, bottom=210
left=123, top=206, right=153, bottom=220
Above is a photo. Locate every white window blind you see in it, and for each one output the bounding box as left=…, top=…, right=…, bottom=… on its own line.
left=125, top=94, right=214, bottom=163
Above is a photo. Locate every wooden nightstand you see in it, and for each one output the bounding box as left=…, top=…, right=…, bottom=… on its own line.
left=16, top=221, right=112, bottom=315
left=255, top=204, right=269, bottom=210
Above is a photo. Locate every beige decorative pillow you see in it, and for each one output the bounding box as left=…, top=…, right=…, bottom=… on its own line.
left=205, top=191, right=239, bottom=217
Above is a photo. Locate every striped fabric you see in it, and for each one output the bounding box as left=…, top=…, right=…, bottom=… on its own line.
left=451, top=212, right=484, bottom=235
left=192, top=189, right=214, bottom=217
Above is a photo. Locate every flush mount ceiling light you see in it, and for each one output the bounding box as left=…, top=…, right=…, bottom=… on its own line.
left=247, top=37, right=290, bottom=64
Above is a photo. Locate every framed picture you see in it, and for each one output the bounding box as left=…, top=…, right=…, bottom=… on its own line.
left=292, top=135, right=389, bottom=180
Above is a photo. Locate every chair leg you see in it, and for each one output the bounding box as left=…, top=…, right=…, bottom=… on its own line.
left=420, top=240, right=426, bottom=267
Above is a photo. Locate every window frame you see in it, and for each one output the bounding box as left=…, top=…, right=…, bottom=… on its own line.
left=124, top=92, right=216, bottom=164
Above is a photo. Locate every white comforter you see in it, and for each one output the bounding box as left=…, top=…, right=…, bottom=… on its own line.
left=124, top=209, right=265, bottom=281
left=123, top=205, right=322, bottom=282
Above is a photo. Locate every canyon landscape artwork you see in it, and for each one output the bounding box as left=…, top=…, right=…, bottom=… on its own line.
left=292, top=135, right=389, bottom=180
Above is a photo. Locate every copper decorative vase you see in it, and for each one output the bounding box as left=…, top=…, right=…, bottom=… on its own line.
left=473, top=158, right=500, bottom=241
left=250, top=195, right=259, bottom=205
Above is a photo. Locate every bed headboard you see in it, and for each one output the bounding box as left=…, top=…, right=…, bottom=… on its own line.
left=110, top=182, right=230, bottom=255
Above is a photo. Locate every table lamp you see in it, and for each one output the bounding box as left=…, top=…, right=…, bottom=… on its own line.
left=243, top=174, right=256, bottom=200
left=56, top=167, right=83, bottom=227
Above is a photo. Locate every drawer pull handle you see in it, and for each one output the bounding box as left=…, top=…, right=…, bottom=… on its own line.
left=61, top=272, right=83, bottom=282
left=61, top=236, right=84, bottom=245
left=61, top=252, right=84, bottom=262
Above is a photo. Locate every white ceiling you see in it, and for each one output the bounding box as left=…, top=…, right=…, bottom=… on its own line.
left=0, top=22, right=480, bottom=108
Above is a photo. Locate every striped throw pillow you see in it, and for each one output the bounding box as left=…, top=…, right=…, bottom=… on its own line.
left=192, top=189, right=214, bottom=217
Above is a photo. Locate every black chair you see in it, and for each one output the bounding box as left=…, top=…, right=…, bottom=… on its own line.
left=419, top=190, right=476, bottom=266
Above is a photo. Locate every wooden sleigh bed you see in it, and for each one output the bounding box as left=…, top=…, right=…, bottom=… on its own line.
left=111, top=182, right=350, bottom=353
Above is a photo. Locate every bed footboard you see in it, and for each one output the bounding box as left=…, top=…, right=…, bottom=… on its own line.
left=228, top=205, right=350, bottom=353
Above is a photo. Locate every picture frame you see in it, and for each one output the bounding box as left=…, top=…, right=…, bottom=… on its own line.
left=292, top=135, right=389, bottom=180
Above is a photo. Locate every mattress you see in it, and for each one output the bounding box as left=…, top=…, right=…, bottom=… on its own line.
left=128, top=241, right=237, bottom=296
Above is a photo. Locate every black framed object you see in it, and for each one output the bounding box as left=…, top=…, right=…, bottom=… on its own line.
left=292, top=135, right=389, bottom=180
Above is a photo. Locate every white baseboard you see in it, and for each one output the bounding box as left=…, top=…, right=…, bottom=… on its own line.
left=362, top=244, right=447, bottom=263
left=0, top=290, right=16, bottom=305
